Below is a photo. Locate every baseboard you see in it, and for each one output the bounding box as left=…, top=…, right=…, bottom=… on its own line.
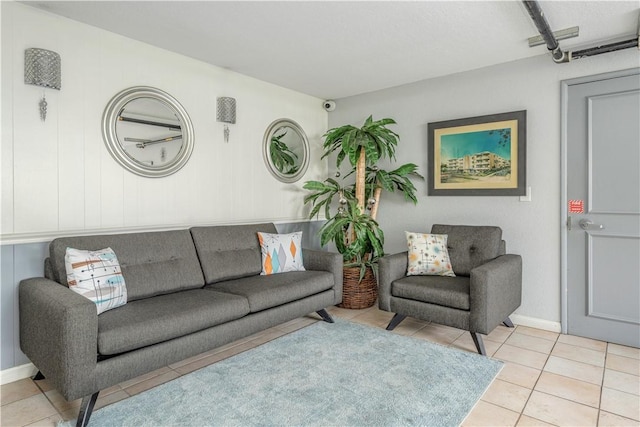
left=510, top=314, right=562, bottom=333
left=0, top=363, right=37, bottom=385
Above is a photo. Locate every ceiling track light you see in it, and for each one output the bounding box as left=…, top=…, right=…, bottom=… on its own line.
left=523, top=0, right=640, bottom=63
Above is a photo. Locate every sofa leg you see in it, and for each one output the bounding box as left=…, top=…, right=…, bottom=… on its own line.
left=316, top=309, right=334, bottom=323
left=502, top=317, right=515, bottom=328
left=33, top=371, right=45, bottom=381
left=471, top=332, right=487, bottom=356
left=76, top=391, right=100, bottom=427
left=386, top=314, right=407, bottom=331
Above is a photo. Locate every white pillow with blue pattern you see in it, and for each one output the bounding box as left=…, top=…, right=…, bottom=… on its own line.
left=405, top=231, right=456, bottom=277
left=64, top=247, right=128, bottom=314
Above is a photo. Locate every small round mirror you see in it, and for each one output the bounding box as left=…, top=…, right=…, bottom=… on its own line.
left=102, top=86, right=194, bottom=178
left=263, top=119, right=309, bottom=183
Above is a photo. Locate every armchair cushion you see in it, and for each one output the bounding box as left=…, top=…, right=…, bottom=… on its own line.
left=431, top=225, right=502, bottom=276
left=392, top=275, right=471, bottom=310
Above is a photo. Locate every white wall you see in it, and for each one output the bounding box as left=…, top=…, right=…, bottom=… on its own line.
left=1, top=2, right=328, bottom=243
left=329, top=51, right=639, bottom=326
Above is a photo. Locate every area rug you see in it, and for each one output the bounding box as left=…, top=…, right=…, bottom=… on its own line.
left=63, top=319, right=502, bottom=427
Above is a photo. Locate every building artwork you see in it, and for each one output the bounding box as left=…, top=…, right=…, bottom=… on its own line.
left=445, top=151, right=510, bottom=174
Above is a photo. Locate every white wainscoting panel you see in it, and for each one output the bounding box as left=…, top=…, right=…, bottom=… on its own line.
left=2, top=2, right=328, bottom=243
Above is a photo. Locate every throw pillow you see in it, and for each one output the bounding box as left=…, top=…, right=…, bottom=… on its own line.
left=64, top=247, right=128, bottom=314
left=257, top=231, right=305, bottom=275
left=405, top=232, right=456, bottom=277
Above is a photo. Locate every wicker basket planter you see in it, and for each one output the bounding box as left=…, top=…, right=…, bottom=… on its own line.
left=338, top=266, right=377, bottom=309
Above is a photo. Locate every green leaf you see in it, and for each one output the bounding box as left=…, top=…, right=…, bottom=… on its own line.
left=336, top=150, right=346, bottom=168
left=390, top=163, right=419, bottom=176
left=303, top=181, right=327, bottom=191
left=308, top=204, right=323, bottom=219
left=367, top=228, right=384, bottom=258
left=377, top=170, right=393, bottom=192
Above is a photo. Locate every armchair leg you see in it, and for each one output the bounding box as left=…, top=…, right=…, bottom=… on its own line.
left=471, top=332, right=487, bottom=356
left=33, top=371, right=45, bottom=381
left=502, top=317, right=515, bottom=328
left=76, top=391, right=99, bottom=427
left=316, top=309, right=335, bottom=323
left=386, top=314, right=407, bottom=331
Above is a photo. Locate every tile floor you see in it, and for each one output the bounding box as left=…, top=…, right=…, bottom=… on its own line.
left=1, top=305, right=639, bottom=426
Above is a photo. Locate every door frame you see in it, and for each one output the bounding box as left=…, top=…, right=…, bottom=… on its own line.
left=560, top=67, right=640, bottom=335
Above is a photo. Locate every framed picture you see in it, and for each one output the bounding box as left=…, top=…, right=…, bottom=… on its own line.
left=427, top=110, right=526, bottom=196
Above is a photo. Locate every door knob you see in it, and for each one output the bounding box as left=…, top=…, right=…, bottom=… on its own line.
left=579, top=219, right=605, bottom=230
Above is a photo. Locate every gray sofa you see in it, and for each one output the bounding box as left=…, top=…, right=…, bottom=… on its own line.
left=19, top=223, right=342, bottom=427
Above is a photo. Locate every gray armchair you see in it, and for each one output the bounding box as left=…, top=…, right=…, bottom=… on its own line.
left=378, top=224, right=522, bottom=355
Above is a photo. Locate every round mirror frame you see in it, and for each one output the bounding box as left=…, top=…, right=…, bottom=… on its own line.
left=263, top=118, right=310, bottom=183
left=102, top=86, right=195, bottom=178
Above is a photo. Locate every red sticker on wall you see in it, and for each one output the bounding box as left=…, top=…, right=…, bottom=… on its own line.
left=568, top=199, right=584, bottom=214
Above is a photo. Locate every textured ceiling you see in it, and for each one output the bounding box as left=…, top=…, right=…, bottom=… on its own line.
left=22, top=1, right=640, bottom=99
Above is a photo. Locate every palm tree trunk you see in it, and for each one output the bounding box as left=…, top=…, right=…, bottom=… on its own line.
left=369, top=186, right=382, bottom=220
left=355, top=148, right=366, bottom=212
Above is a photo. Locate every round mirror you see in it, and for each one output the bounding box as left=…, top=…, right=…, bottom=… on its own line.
left=263, top=119, right=310, bottom=183
left=102, top=86, right=194, bottom=178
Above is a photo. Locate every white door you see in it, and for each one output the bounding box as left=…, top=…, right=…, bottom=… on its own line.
left=564, top=69, right=640, bottom=347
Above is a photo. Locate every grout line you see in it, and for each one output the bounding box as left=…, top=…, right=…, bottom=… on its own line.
left=511, top=333, right=560, bottom=426
left=596, top=346, right=609, bottom=427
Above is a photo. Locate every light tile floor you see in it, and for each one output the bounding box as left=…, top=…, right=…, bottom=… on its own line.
left=1, top=305, right=639, bottom=426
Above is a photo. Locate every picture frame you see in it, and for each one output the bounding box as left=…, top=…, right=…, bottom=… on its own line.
left=427, top=110, right=526, bottom=196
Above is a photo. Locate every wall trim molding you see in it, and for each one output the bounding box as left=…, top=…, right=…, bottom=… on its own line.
left=511, top=314, right=562, bottom=333
left=0, top=363, right=37, bottom=385
left=1, top=218, right=324, bottom=246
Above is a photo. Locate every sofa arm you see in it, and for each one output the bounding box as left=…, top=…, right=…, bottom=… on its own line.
left=303, top=249, right=343, bottom=304
left=469, top=254, right=522, bottom=334
left=378, top=252, right=408, bottom=311
left=19, top=277, right=98, bottom=400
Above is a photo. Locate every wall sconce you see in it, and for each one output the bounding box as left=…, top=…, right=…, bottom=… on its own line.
left=24, top=48, right=61, bottom=122
left=216, top=97, right=236, bottom=143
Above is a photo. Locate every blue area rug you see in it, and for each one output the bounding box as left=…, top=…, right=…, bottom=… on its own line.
left=64, top=319, right=502, bottom=426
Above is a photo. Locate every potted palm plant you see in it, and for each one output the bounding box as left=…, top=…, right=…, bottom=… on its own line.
left=304, top=116, right=423, bottom=308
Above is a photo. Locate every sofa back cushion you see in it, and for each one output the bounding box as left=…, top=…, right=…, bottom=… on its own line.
left=430, top=224, right=502, bottom=276
left=49, top=230, right=205, bottom=301
left=190, top=223, right=277, bottom=284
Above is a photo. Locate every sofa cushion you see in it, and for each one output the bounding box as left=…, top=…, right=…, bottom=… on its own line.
left=190, top=223, right=278, bottom=284
left=64, top=247, right=127, bottom=314
left=430, top=225, right=502, bottom=276
left=97, top=289, right=250, bottom=355
left=205, top=271, right=334, bottom=313
left=49, top=230, right=205, bottom=301
left=391, top=275, right=471, bottom=310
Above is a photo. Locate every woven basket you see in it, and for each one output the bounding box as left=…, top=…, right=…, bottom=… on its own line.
left=338, top=266, right=377, bottom=309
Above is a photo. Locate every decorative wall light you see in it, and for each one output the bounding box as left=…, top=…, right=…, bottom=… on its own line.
left=24, top=48, right=61, bottom=121
left=216, top=97, right=236, bottom=142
